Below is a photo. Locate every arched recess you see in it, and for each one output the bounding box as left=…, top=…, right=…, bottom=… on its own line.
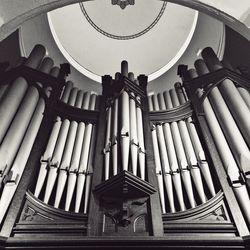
left=0, top=0, right=250, bottom=42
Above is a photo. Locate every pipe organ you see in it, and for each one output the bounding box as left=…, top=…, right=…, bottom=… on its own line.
left=0, top=44, right=250, bottom=249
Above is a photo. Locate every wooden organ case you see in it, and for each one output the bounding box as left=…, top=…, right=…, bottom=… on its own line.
left=0, top=45, right=250, bottom=249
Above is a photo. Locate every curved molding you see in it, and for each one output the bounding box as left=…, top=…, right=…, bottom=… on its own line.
left=79, top=1, right=167, bottom=40
left=162, top=190, right=225, bottom=221
left=149, top=101, right=193, bottom=122
left=25, top=191, right=87, bottom=221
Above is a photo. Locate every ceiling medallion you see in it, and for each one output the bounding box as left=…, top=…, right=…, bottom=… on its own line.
left=111, top=0, right=135, bottom=10
left=79, top=1, right=167, bottom=40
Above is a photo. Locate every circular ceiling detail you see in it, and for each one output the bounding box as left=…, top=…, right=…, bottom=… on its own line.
left=48, top=0, right=198, bottom=83
left=79, top=1, right=167, bottom=40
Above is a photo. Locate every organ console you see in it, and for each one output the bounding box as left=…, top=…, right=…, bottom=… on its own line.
left=0, top=44, right=250, bottom=249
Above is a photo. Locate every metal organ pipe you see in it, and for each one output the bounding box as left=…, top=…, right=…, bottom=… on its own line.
left=128, top=72, right=139, bottom=177
left=195, top=59, right=250, bottom=187
left=170, top=89, right=206, bottom=204
left=120, top=63, right=130, bottom=172
left=0, top=57, right=54, bottom=225
left=0, top=45, right=46, bottom=144
left=75, top=93, right=96, bottom=213
left=0, top=54, right=51, bottom=186
left=164, top=91, right=196, bottom=208
left=34, top=81, right=73, bottom=199
left=202, top=47, right=250, bottom=148
left=189, top=67, right=250, bottom=225
left=158, top=92, right=185, bottom=211
left=152, top=94, right=175, bottom=213
left=175, top=82, right=215, bottom=197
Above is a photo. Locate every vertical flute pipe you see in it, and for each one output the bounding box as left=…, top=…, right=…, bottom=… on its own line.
left=120, top=62, right=130, bottom=171
left=34, top=67, right=63, bottom=198
left=202, top=47, right=250, bottom=148
left=164, top=90, right=196, bottom=208
left=111, top=97, right=118, bottom=176
left=151, top=125, right=166, bottom=214
left=195, top=82, right=250, bottom=225
left=170, top=88, right=206, bottom=204
left=0, top=58, right=54, bottom=224
left=120, top=90, right=130, bottom=171
left=237, top=87, right=250, bottom=109
left=84, top=125, right=96, bottom=214
left=104, top=105, right=112, bottom=180
left=195, top=59, right=250, bottom=184
left=82, top=92, right=91, bottom=109
left=158, top=92, right=185, bottom=211
left=136, top=96, right=146, bottom=180
left=0, top=70, right=49, bottom=184
left=65, top=89, right=86, bottom=211
left=128, top=72, right=138, bottom=176
left=54, top=88, right=78, bottom=208
left=152, top=94, right=175, bottom=212
left=43, top=85, right=75, bottom=204
left=75, top=94, right=96, bottom=213
left=0, top=45, right=46, bottom=144
left=180, top=75, right=215, bottom=197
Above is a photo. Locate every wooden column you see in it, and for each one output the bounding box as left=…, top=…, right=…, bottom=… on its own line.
left=87, top=76, right=111, bottom=236
left=138, top=75, right=163, bottom=236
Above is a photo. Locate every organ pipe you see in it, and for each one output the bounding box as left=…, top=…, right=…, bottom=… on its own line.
left=0, top=45, right=46, bottom=144
left=195, top=59, right=250, bottom=185
left=157, top=93, right=185, bottom=211
left=175, top=82, right=215, bottom=197
left=0, top=57, right=54, bottom=225
left=189, top=67, right=250, bottom=225
left=170, top=89, right=206, bottom=204
left=164, top=91, right=196, bottom=208
left=202, top=47, right=250, bottom=148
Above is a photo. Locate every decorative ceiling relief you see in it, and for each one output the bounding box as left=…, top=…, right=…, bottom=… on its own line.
left=79, top=1, right=167, bottom=40
left=111, top=0, right=135, bottom=10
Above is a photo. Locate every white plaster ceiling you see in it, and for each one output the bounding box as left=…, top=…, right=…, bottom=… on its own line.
left=48, top=0, right=198, bottom=82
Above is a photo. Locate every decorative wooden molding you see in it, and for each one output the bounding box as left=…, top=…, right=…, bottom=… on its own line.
left=149, top=101, right=193, bottom=123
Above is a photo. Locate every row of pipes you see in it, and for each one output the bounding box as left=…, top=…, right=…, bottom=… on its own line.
left=149, top=88, right=216, bottom=213
left=0, top=44, right=51, bottom=225
left=34, top=82, right=98, bottom=213
left=103, top=63, right=145, bottom=181
left=188, top=47, right=250, bottom=225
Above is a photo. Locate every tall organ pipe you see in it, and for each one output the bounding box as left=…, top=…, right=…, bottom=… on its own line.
left=54, top=88, right=79, bottom=208
left=170, top=89, right=206, bottom=204
left=75, top=93, right=96, bottom=213
left=0, top=58, right=54, bottom=225
left=136, top=95, right=145, bottom=180
left=43, top=85, right=76, bottom=204
left=0, top=56, right=52, bottom=186
left=202, top=47, right=250, bottom=148
left=128, top=72, right=138, bottom=176
left=164, top=91, right=196, bottom=208
left=157, top=93, right=185, bottom=211
left=65, top=92, right=89, bottom=211
left=195, top=59, right=250, bottom=185
left=177, top=80, right=214, bottom=197
left=152, top=94, right=175, bottom=212
left=0, top=45, right=46, bottom=144
left=34, top=81, right=73, bottom=199
left=189, top=67, right=250, bottom=225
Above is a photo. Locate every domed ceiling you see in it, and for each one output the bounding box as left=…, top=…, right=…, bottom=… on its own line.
left=19, top=0, right=225, bottom=93
left=47, top=0, right=198, bottom=82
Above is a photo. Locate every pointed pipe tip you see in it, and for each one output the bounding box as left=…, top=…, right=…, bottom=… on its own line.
left=121, top=61, right=128, bottom=77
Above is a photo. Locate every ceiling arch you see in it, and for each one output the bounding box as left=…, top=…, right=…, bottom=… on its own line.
left=0, top=0, right=250, bottom=42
